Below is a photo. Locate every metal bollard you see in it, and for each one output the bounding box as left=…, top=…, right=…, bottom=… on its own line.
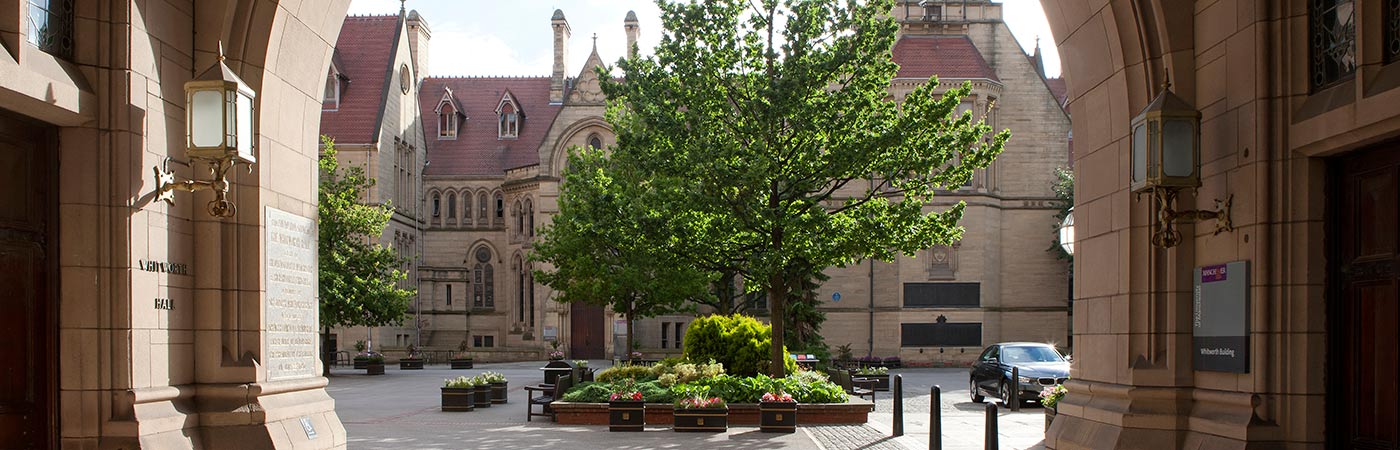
left=893, top=374, right=903, bottom=436
left=985, top=402, right=999, bottom=450
left=930, top=385, right=942, bottom=450
left=1010, top=367, right=1020, bottom=412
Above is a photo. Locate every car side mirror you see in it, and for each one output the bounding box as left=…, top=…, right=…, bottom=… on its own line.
left=987, top=357, right=998, bottom=364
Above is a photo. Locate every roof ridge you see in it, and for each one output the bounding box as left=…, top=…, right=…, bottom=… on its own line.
left=345, top=14, right=398, bottom=19
left=425, top=75, right=552, bottom=80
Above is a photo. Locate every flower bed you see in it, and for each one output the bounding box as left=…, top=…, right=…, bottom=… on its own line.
left=551, top=400, right=873, bottom=425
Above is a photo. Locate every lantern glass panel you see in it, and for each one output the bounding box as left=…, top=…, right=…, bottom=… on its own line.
left=1132, top=123, right=1147, bottom=183
left=190, top=89, right=224, bottom=148
left=236, top=91, right=255, bottom=161
left=1162, top=119, right=1195, bottom=177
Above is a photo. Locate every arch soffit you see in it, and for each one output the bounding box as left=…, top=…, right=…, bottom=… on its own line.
left=549, top=116, right=613, bottom=177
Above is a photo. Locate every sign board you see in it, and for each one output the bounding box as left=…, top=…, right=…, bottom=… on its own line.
left=265, top=207, right=319, bottom=381
left=542, top=326, right=558, bottom=341
left=613, top=318, right=628, bottom=335
left=299, top=416, right=318, bottom=439
left=1193, top=261, right=1249, bottom=373
left=831, top=291, right=841, bottom=302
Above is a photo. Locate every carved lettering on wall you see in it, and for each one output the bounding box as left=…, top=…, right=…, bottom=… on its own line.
left=265, top=207, right=319, bottom=381
left=154, top=298, right=174, bottom=310
left=136, top=260, right=190, bottom=276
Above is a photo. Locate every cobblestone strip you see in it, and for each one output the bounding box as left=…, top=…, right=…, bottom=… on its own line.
left=804, top=425, right=907, bottom=450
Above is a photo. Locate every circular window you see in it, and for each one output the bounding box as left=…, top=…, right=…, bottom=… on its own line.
left=399, top=64, right=411, bottom=94
left=475, top=247, right=491, bottom=263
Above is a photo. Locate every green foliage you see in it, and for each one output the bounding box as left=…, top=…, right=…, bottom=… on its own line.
left=479, top=371, right=507, bottom=384
left=1048, top=166, right=1074, bottom=263
left=318, top=137, right=415, bottom=331
left=856, top=366, right=889, bottom=375
left=683, top=315, right=797, bottom=377
left=598, top=0, right=1008, bottom=377
left=443, top=376, right=479, bottom=388
left=595, top=364, right=658, bottom=383
left=562, top=381, right=675, bottom=403
left=1040, top=384, right=1068, bottom=409
left=835, top=343, right=854, bottom=361
left=650, top=359, right=725, bottom=387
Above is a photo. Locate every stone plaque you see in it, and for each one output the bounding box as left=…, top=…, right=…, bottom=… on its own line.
left=1193, top=261, right=1249, bottom=373
left=265, top=207, right=318, bottom=381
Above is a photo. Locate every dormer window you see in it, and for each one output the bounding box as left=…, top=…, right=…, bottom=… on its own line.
left=436, top=88, right=462, bottom=140
left=323, top=64, right=345, bottom=111
left=496, top=91, right=523, bottom=139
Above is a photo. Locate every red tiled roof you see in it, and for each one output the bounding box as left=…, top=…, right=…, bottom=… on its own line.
left=419, top=77, right=561, bottom=177
left=321, top=15, right=400, bottom=144
left=1044, top=77, right=1069, bottom=112
left=892, top=35, right=998, bottom=81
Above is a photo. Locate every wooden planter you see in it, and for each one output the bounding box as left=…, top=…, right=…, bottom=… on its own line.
left=399, top=358, right=424, bottom=370
left=1045, top=405, right=1057, bottom=431
left=579, top=369, right=594, bottom=382
left=857, top=373, right=890, bottom=391
left=759, top=401, right=798, bottom=433
left=490, top=382, right=508, bottom=404
left=608, top=400, right=645, bottom=432
left=365, top=362, right=384, bottom=375
left=673, top=407, right=728, bottom=432
left=450, top=358, right=473, bottom=369
left=353, top=357, right=369, bottom=369
left=441, top=387, right=476, bottom=411
left=473, top=385, right=492, bottom=408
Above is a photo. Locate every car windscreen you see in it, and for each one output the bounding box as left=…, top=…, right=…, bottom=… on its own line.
left=1000, top=346, right=1064, bottom=363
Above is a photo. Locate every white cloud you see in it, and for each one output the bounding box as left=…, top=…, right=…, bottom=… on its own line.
left=428, top=30, right=553, bottom=77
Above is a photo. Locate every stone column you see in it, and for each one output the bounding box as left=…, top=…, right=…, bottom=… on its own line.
left=550, top=10, right=571, bottom=105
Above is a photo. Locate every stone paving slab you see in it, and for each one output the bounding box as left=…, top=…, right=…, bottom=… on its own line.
left=328, top=363, right=1049, bottom=449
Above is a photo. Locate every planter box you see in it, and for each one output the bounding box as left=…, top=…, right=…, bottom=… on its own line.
left=441, top=387, right=476, bottom=411
left=579, top=369, right=594, bottom=382
left=399, top=359, right=424, bottom=370
left=353, top=357, right=369, bottom=369
left=450, top=359, right=473, bottom=369
left=608, top=400, right=645, bottom=432
left=674, top=407, right=728, bottom=432
left=1045, top=406, right=1057, bottom=431
left=490, top=382, right=508, bottom=404
left=473, top=385, right=492, bottom=408
left=554, top=400, right=872, bottom=426
left=365, top=362, right=384, bottom=375
left=759, top=401, right=798, bottom=433
left=856, top=373, right=890, bottom=391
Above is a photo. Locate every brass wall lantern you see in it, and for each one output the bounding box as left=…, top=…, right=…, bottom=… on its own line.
left=154, top=52, right=256, bottom=217
left=1130, top=81, right=1232, bottom=248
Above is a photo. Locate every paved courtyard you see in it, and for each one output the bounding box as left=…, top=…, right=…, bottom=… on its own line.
left=328, top=362, right=1049, bottom=449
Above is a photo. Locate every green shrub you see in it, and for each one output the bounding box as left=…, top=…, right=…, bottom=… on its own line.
left=683, top=314, right=798, bottom=377
left=561, top=380, right=675, bottom=403
left=595, top=364, right=657, bottom=383
left=651, top=359, right=724, bottom=387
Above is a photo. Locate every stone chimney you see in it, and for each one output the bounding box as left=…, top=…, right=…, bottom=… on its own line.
left=406, top=10, right=431, bottom=82
left=624, top=10, right=639, bottom=58
left=550, top=9, right=571, bottom=104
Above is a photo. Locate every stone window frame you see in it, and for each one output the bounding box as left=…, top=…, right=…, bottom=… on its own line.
left=435, top=90, right=460, bottom=140
left=497, top=91, right=522, bottom=139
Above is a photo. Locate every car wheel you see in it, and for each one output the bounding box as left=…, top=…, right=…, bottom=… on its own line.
left=970, top=378, right=984, bottom=403
left=999, top=381, right=1012, bottom=404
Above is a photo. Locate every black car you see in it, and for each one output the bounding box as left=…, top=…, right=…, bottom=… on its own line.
left=969, top=342, right=1070, bottom=404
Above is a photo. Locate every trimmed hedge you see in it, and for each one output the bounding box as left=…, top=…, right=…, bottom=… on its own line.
left=683, top=314, right=798, bottom=377
left=560, top=371, right=847, bottom=404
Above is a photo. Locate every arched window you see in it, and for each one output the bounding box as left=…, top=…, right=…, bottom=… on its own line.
left=588, top=133, right=603, bottom=149
left=527, top=269, right=535, bottom=327
left=516, top=257, right=526, bottom=323
left=446, top=284, right=452, bottom=306
left=463, top=193, right=473, bottom=225
left=515, top=200, right=524, bottom=233
left=525, top=199, right=535, bottom=236
left=473, top=247, right=494, bottom=308
left=478, top=192, right=488, bottom=220
left=447, top=193, right=457, bottom=221
left=494, top=192, right=504, bottom=223
left=431, top=193, right=441, bottom=217
left=497, top=92, right=522, bottom=138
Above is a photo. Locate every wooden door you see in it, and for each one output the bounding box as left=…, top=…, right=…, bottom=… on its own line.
left=569, top=302, right=605, bottom=360
left=0, top=113, right=53, bottom=448
left=1331, top=146, right=1400, bottom=450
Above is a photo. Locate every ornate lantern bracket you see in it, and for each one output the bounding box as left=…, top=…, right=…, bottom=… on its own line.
left=1130, top=78, right=1233, bottom=248
left=153, top=47, right=257, bottom=218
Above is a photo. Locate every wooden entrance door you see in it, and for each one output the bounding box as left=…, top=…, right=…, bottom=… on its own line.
left=569, top=302, right=606, bottom=360
left=0, top=113, right=54, bottom=448
left=1331, top=146, right=1400, bottom=450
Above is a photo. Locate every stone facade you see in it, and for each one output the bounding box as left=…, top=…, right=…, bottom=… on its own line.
left=0, top=0, right=352, bottom=448
left=1042, top=0, right=1400, bottom=448
left=323, top=2, right=1071, bottom=367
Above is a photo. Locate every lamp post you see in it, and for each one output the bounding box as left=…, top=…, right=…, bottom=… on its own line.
left=1129, top=81, right=1231, bottom=248
left=154, top=51, right=257, bottom=217
left=1057, top=210, right=1074, bottom=256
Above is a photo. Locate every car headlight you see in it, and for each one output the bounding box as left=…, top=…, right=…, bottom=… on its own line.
left=1017, top=376, right=1032, bottom=383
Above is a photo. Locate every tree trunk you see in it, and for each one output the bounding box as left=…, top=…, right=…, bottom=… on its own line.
left=625, top=301, right=635, bottom=360
left=768, top=275, right=787, bottom=378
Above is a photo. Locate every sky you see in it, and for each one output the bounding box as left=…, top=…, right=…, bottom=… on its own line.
left=346, top=0, right=1062, bottom=78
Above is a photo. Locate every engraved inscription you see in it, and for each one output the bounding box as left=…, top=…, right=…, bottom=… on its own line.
left=137, top=259, right=190, bottom=276
left=154, top=298, right=174, bottom=310
left=265, top=207, right=318, bottom=381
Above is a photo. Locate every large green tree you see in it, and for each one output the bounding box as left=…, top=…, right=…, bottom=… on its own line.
left=531, top=147, right=712, bottom=357
left=600, top=0, right=1008, bottom=377
left=318, top=137, right=415, bottom=370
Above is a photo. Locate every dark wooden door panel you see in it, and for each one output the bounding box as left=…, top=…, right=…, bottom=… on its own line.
left=569, top=303, right=605, bottom=360
left=0, top=114, right=50, bottom=449
left=1332, top=147, right=1400, bottom=450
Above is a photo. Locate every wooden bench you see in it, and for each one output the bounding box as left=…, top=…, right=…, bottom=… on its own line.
left=830, top=368, right=875, bottom=402
left=524, top=375, right=573, bottom=422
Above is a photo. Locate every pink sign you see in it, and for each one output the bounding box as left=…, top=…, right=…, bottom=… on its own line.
left=1200, top=264, right=1228, bottom=283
